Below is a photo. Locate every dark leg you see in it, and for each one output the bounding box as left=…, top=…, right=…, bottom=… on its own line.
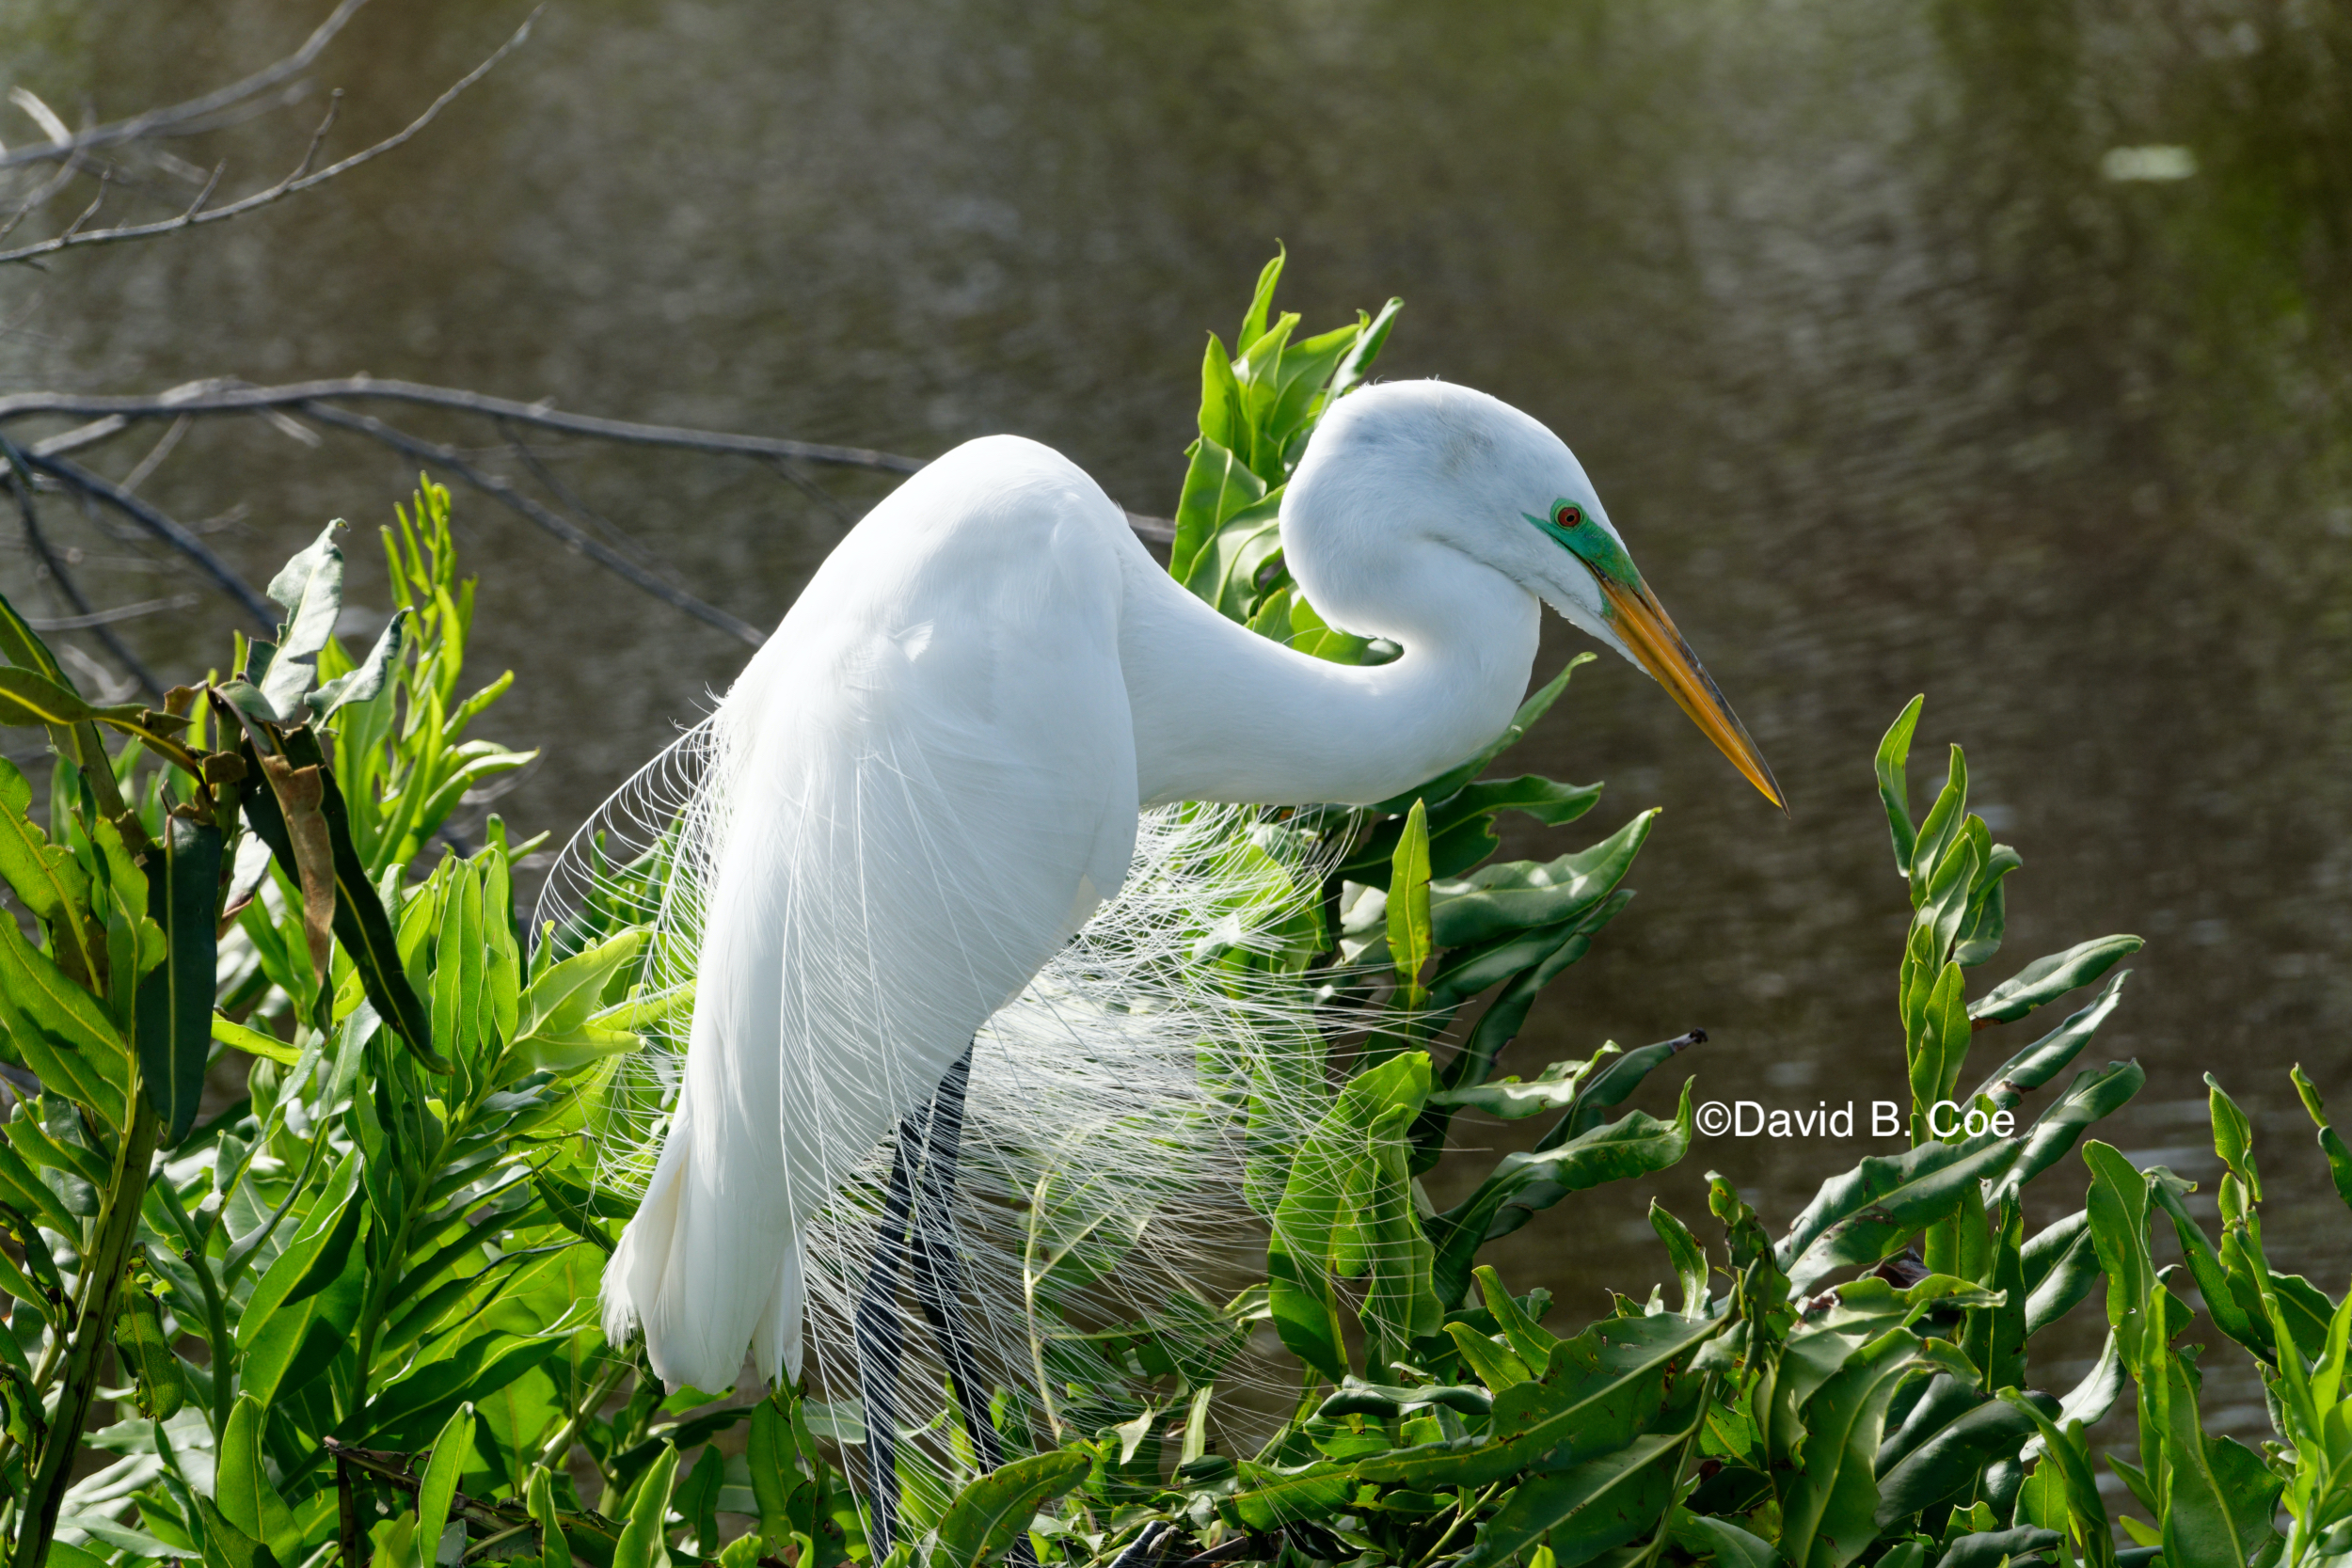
left=852, top=1125, right=919, bottom=1558
left=905, top=1044, right=1039, bottom=1568
left=906, top=1048, right=1005, bottom=1470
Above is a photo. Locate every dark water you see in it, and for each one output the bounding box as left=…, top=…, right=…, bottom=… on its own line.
left=6, top=0, right=2350, bottom=1457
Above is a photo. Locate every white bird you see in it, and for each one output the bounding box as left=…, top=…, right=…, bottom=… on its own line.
left=591, top=378, right=1779, bottom=1537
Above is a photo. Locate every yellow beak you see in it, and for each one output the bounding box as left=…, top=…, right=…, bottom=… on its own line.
left=1597, top=577, right=1787, bottom=812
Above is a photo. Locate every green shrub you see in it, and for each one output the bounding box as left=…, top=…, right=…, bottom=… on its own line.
left=0, top=258, right=2344, bottom=1568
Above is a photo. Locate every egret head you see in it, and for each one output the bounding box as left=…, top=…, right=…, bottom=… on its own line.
left=1287, top=379, right=1786, bottom=811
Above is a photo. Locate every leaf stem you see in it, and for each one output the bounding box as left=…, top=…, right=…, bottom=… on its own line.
left=7, top=1099, right=158, bottom=1568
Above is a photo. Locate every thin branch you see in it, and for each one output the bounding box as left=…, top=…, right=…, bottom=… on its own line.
left=0, top=438, right=167, bottom=697
left=0, top=375, right=925, bottom=472
left=117, top=413, right=191, bottom=495
left=0, top=13, right=538, bottom=267
left=25, top=594, right=198, bottom=631
left=495, top=420, right=662, bottom=570
left=19, top=450, right=277, bottom=629
left=767, top=454, right=859, bottom=529
left=294, top=400, right=769, bottom=647
left=0, top=0, right=372, bottom=170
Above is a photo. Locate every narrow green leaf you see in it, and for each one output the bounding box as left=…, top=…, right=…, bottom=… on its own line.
left=1460, top=1431, right=1683, bottom=1568
left=135, top=814, right=223, bottom=1146
left=1388, top=798, right=1432, bottom=1009
left=415, top=1402, right=477, bottom=1568
left=1989, top=1059, right=2146, bottom=1205
left=2289, top=1064, right=2352, bottom=1213
left=933, top=1448, right=1092, bottom=1567
left=1778, top=1134, right=2020, bottom=1293
left=1650, top=1199, right=1709, bottom=1318
left=216, top=1395, right=303, bottom=1563
left=1968, top=973, right=2128, bottom=1109
left=1968, top=936, right=2144, bottom=1025
left=1875, top=695, right=1925, bottom=877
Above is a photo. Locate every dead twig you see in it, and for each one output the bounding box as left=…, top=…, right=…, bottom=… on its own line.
left=294, top=400, right=769, bottom=646
left=0, top=375, right=923, bottom=473
left=0, top=436, right=167, bottom=697
left=0, top=11, right=540, bottom=267
left=17, top=449, right=277, bottom=629
left=0, top=0, right=371, bottom=171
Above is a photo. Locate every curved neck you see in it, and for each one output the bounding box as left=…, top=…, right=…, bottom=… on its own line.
left=1118, top=541, right=1541, bottom=808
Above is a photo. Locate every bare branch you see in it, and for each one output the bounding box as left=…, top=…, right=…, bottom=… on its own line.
left=497, top=420, right=663, bottom=570
left=0, top=437, right=167, bottom=697
left=0, top=377, right=1175, bottom=642
left=767, top=456, right=860, bottom=529
left=0, top=13, right=538, bottom=267
left=18, top=450, right=278, bottom=629
left=0, top=0, right=372, bottom=170
left=25, top=594, right=198, bottom=631
left=118, top=414, right=191, bottom=495
left=294, top=400, right=770, bottom=647
left=0, top=376, right=924, bottom=472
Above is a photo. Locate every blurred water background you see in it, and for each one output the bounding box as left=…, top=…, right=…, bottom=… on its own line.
left=3, top=0, right=2347, bottom=1455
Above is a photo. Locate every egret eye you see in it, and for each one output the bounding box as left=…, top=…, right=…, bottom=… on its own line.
left=1554, top=502, right=1583, bottom=529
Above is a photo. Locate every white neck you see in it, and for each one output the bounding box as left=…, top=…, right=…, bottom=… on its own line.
left=1117, top=537, right=1540, bottom=808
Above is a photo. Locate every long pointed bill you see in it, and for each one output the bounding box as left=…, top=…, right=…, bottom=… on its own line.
left=1597, top=577, right=1787, bottom=812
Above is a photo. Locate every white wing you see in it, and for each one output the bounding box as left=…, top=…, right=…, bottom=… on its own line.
left=602, top=436, right=1140, bottom=1392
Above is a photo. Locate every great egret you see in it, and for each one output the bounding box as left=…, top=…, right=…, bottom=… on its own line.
left=586, top=378, right=1779, bottom=1545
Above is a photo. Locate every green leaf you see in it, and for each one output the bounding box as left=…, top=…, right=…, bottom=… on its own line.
left=249, top=727, right=440, bottom=1068
left=1432, top=1085, right=1693, bottom=1307
left=135, top=813, right=223, bottom=1147
left=1873, top=1391, right=2050, bottom=1528
left=1389, top=798, right=1433, bottom=1009
left=1650, top=1200, right=1709, bottom=1318
left=1460, top=1431, right=1683, bottom=1568
left=1428, top=1056, right=1595, bottom=1119
left=2022, top=1212, right=2099, bottom=1335
left=1875, top=696, right=1925, bottom=877
left=261, top=522, right=346, bottom=716
left=1475, top=1263, right=1564, bottom=1376
left=1968, top=936, right=2144, bottom=1025
left=1674, top=1513, right=1784, bottom=1568
left=196, top=1494, right=283, bottom=1568
left=113, top=1284, right=185, bottom=1418
left=2289, top=1064, right=2352, bottom=1213
left=2154, top=1357, right=2280, bottom=1568
left=0, top=887, right=130, bottom=1123
left=529, top=1466, right=570, bottom=1568
left=1428, top=810, right=1655, bottom=949
left=2204, top=1072, right=2261, bottom=1199
left=415, top=1402, right=477, bottom=1568
left=0, top=663, right=150, bottom=732
left=1909, top=746, right=1967, bottom=897
left=1446, top=1320, right=1533, bottom=1391
left=613, top=1442, right=679, bottom=1568
left=1776, top=1331, right=1975, bottom=1568
left=1356, top=1310, right=1717, bottom=1492
left=1988, top=1059, right=2146, bottom=1206
left=932, top=1448, right=1092, bottom=1567
left=313, top=607, right=410, bottom=718
left=0, top=755, right=91, bottom=943
left=1967, top=973, right=2128, bottom=1109
left=1777, top=1134, right=2021, bottom=1293
left=1937, top=1528, right=2062, bottom=1568
left=1330, top=297, right=1403, bottom=403
left=212, top=1013, right=301, bottom=1067
left=1268, top=1053, right=1432, bottom=1379
left=217, top=1395, right=304, bottom=1563
left=1237, top=249, right=1284, bottom=355
left=1998, top=1399, right=2116, bottom=1568
left=1546, top=1030, right=1701, bottom=1148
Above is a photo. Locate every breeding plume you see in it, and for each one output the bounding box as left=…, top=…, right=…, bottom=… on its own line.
left=579, top=379, right=1779, bottom=1545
